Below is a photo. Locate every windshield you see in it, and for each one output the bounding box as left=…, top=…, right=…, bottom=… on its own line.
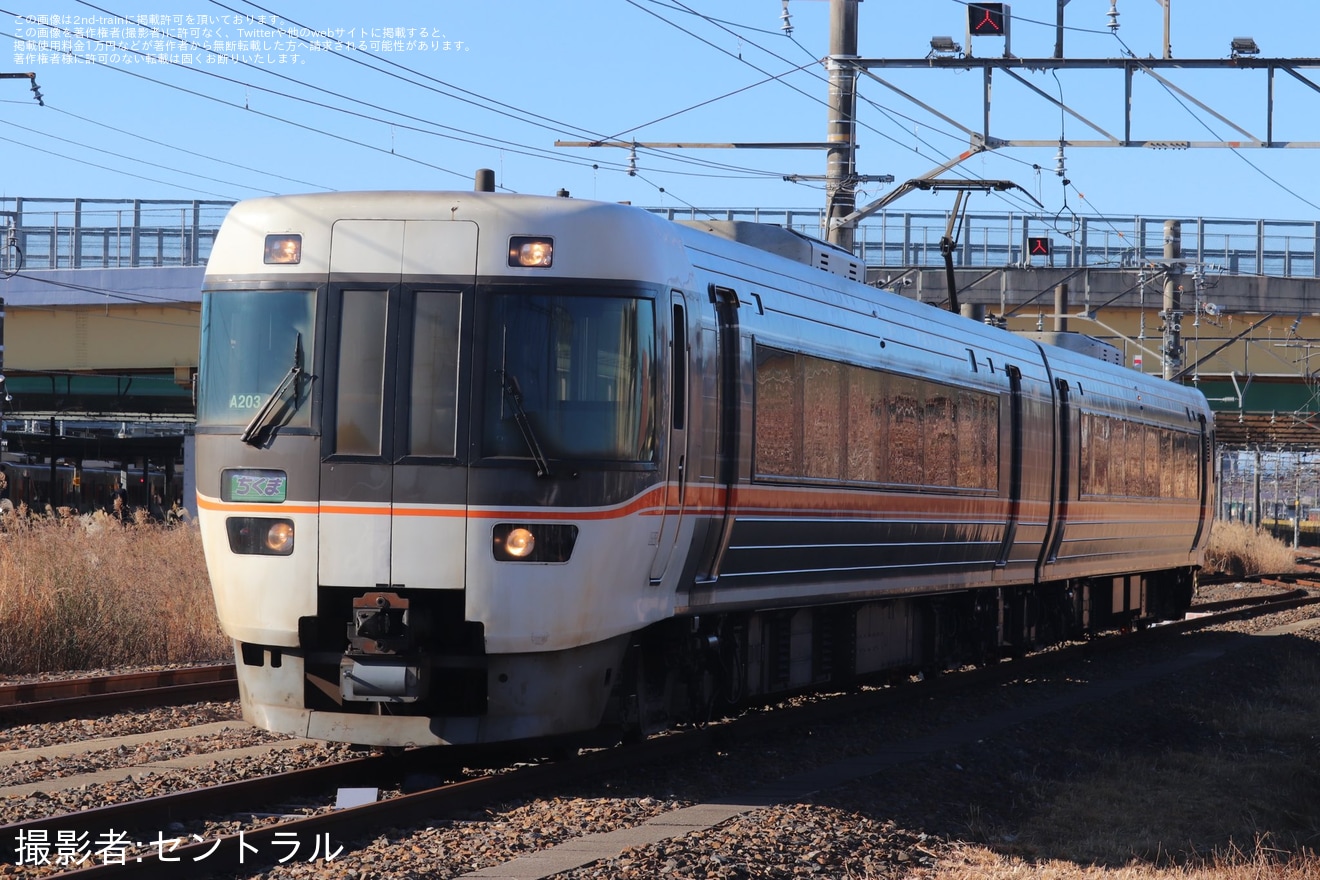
left=198, top=289, right=316, bottom=429
left=482, top=290, right=656, bottom=463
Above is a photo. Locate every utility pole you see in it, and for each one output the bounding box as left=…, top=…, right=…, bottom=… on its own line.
left=558, top=1, right=884, bottom=254
left=1161, top=219, right=1183, bottom=380
left=825, top=0, right=859, bottom=252
left=1155, top=0, right=1172, bottom=59
left=1054, top=0, right=1071, bottom=59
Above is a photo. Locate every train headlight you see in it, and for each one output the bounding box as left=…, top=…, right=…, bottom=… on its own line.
left=263, top=234, right=302, bottom=265
left=226, top=517, right=295, bottom=556
left=507, top=236, right=553, bottom=268
left=492, top=522, right=578, bottom=562
left=265, top=521, right=295, bottom=554
left=505, top=527, right=535, bottom=558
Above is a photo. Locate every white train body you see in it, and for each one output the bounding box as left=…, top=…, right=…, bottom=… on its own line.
left=197, top=189, right=1213, bottom=747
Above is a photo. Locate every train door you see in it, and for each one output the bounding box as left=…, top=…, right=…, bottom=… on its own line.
left=1042, top=377, right=1072, bottom=566
left=319, top=220, right=476, bottom=590
left=390, top=220, right=474, bottom=589
left=694, top=284, right=741, bottom=582
left=649, top=291, right=691, bottom=584
left=995, top=364, right=1024, bottom=567
left=1191, top=413, right=1211, bottom=549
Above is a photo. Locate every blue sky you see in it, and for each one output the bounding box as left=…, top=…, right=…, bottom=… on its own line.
left=3, top=0, right=1320, bottom=225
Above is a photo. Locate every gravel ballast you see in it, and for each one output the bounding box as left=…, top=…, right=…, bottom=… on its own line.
left=3, top=588, right=1318, bottom=879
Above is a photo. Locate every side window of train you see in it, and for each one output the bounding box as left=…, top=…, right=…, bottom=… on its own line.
left=1080, top=411, right=1198, bottom=500
left=752, top=343, right=998, bottom=490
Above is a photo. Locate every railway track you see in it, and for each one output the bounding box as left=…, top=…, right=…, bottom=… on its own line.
left=4, top=585, right=1314, bottom=878
left=0, top=571, right=1294, bottom=727
left=0, top=664, right=237, bottom=724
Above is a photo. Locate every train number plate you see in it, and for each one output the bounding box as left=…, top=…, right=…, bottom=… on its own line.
left=223, top=469, right=288, bottom=503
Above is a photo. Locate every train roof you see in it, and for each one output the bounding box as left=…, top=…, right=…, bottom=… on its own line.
left=207, top=190, right=689, bottom=284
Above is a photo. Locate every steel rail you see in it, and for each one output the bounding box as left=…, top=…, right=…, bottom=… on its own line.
left=0, top=664, right=237, bottom=723
left=8, top=590, right=1317, bottom=877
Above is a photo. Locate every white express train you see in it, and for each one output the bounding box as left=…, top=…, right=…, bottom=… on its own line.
left=196, top=182, right=1213, bottom=747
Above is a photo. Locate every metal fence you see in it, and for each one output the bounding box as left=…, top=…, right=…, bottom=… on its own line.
left=3, top=197, right=1318, bottom=279
left=0, top=198, right=232, bottom=271
left=652, top=207, right=1320, bottom=279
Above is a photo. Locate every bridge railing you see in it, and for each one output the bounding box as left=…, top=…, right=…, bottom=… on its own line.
left=0, top=198, right=233, bottom=271
left=3, top=198, right=1318, bottom=279
left=652, top=207, right=1320, bottom=279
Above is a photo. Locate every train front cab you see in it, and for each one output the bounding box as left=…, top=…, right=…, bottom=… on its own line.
left=198, top=197, right=692, bottom=747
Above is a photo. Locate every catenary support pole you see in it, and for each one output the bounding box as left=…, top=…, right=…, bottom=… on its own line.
left=825, top=0, right=859, bottom=253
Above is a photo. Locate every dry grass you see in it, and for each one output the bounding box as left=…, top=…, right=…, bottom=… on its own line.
left=921, top=844, right=1320, bottom=879
left=0, top=509, right=229, bottom=674
left=1203, top=521, right=1299, bottom=578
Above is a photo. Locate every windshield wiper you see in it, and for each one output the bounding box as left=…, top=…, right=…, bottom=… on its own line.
left=241, top=333, right=305, bottom=448
left=499, top=370, right=552, bottom=478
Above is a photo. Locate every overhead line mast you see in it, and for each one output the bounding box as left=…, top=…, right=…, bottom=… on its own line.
left=824, top=0, right=860, bottom=252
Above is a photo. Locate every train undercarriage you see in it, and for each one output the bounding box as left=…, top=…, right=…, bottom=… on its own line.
left=620, top=569, right=1196, bottom=736
left=232, top=569, right=1195, bottom=747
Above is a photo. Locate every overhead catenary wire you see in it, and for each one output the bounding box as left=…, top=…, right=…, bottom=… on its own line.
left=211, top=0, right=799, bottom=183
left=0, top=23, right=498, bottom=190
left=226, top=0, right=781, bottom=180
left=642, top=0, right=1063, bottom=221
left=14, top=0, right=1076, bottom=216
left=0, top=115, right=282, bottom=198
left=46, top=105, right=332, bottom=193
left=1110, top=31, right=1320, bottom=215
left=0, top=127, right=239, bottom=200
left=13, top=0, right=1277, bottom=227
left=27, top=2, right=793, bottom=193
left=14, top=10, right=547, bottom=182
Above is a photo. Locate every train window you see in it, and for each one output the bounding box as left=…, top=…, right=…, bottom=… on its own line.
left=753, top=348, right=801, bottom=477
left=1160, top=430, right=1176, bottom=498
left=198, top=289, right=315, bottom=429
left=1084, top=413, right=1107, bottom=496
left=1175, top=432, right=1195, bottom=498
left=1132, top=424, right=1151, bottom=496
left=956, top=390, right=996, bottom=490
left=334, top=290, right=388, bottom=456
left=803, top=359, right=843, bottom=479
left=1142, top=426, right=1162, bottom=497
left=481, top=291, right=656, bottom=463
left=1079, top=413, right=1199, bottom=499
left=845, top=367, right=884, bottom=483
left=1123, top=422, right=1144, bottom=497
left=1121, top=423, right=1140, bottom=496
left=887, top=377, right=923, bottom=486
left=754, top=344, right=1000, bottom=490
left=924, top=391, right=957, bottom=487
left=1110, top=420, right=1127, bottom=495
left=407, top=291, right=462, bottom=457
